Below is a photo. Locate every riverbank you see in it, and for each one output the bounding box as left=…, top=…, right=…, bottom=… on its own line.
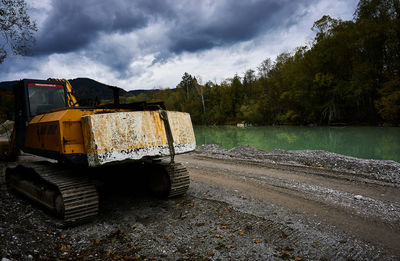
left=1, top=146, right=400, bottom=260
left=194, top=125, right=400, bottom=163
left=195, top=144, right=400, bottom=186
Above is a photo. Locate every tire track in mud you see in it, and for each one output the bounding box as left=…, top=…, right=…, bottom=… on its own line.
left=185, top=157, right=400, bottom=226
left=179, top=155, right=400, bottom=259
left=191, top=181, right=393, bottom=260
left=192, top=152, right=400, bottom=188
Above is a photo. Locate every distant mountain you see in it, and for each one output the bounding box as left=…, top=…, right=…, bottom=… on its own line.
left=0, top=77, right=152, bottom=103
left=0, top=80, right=18, bottom=91
left=0, top=77, right=166, bottom=119
left=128, top=88, right=177, bottom=95
left=128, top=89, right=158, bottom=95
left=0, top=77, right=168, bottom=107
left=0, top=78, right=168, bottom=95
left=68, top=78, right=131, bottom=105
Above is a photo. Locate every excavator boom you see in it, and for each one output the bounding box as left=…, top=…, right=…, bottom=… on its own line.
left=48, top=78, right=79, bottom=107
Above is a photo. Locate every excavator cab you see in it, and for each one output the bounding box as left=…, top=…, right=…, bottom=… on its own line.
left=13, top=79, right=68, bottom=149
left=14, top=79, right=68, bottom=118
left=27, top=81, right=67, bottom=116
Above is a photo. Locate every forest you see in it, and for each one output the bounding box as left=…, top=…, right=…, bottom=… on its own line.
left=0, top=0, right=399, bottom=126
left=124, top=0, right=399, bottom=126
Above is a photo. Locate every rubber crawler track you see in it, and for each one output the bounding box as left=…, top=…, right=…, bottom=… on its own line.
left=160, top=162, right=190, bottom=197
left=6, top=161, right=99, bottom=225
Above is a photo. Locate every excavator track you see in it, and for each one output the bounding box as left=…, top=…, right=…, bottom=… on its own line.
left=147, top=161, right=190, bottom=198
left=6, top=161, right=99, bottom=225
left=5, top=160, right=188, bottom=225
left=163, top=162, right=190, bottom=197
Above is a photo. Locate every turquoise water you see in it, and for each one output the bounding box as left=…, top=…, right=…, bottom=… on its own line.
left=193, top=126, right=400, bottom=162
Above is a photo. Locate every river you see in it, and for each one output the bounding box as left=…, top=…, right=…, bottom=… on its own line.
left=193, top=126, right=400, bottom=162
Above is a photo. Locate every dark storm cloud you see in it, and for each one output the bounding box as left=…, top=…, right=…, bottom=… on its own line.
left=26, top=0, right=318, bottom=78
left=33, top=0, right=172, bottom=54
left=168, top=0, right=309, bottom=54
left=34, top=0, right=315, bottom=56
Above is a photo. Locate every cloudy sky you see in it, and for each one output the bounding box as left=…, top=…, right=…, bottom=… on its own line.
left=1, top=0, right=358, bottom=91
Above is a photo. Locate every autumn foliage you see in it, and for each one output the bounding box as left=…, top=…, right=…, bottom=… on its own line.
left=129, top=0, right=400, bottom=125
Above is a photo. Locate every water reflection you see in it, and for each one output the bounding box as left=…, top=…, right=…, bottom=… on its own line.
left=194, top=126, right=400, bottom=162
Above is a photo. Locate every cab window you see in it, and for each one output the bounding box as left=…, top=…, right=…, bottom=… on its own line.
left=27, top=83, right=67, bottom=116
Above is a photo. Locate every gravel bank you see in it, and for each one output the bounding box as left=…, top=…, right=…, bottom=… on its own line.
left=1, top=145, right=399, bottom=260
left=195, top=144, right=400, bottom=185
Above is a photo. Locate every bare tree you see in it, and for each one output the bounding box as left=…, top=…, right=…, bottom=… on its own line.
left=0, top=0, right=37, bottom=63
left=257, top=58, right=272, bottom=78
left=195, top=75, right=206, bottom=114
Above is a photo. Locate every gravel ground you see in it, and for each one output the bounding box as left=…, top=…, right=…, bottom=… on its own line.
left=195, top=144, right=400, bottom=186
left=1, top=145, right=399, bottom=260
left=0, top=174, right=300, bottom=260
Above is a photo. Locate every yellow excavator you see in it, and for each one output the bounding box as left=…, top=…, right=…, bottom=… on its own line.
left=6, top=78, right=196, bottom=225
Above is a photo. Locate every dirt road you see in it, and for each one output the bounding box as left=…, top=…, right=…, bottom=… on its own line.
left=178, top=154, right=400, bottom=259
left=1, top=151, right=399, bottom=260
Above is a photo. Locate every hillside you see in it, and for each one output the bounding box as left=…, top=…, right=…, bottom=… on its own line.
left=0, top=77, right=150, bottom=99
left=128, top=89, right=155, bottom=96
left=0, top=77, right=158, bottom=119
left=0, top=81, right=17, bottom=91
left=68, top=78, right=130, bottom=105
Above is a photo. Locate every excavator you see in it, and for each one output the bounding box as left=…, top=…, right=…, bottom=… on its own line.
left=5, top=78, right=196, bottom=225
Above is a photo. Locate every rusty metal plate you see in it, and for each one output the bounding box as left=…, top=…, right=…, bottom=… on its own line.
left=81, top=111, right=196, bottom=166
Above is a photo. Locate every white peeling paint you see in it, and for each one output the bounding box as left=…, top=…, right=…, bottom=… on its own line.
left=86, top=142, right=196, bottom=167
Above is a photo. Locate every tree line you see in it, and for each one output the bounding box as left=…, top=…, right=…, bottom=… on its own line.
left=127, top=0, right=400, bottom=125
left=1, top=0, right=398, bottom=126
